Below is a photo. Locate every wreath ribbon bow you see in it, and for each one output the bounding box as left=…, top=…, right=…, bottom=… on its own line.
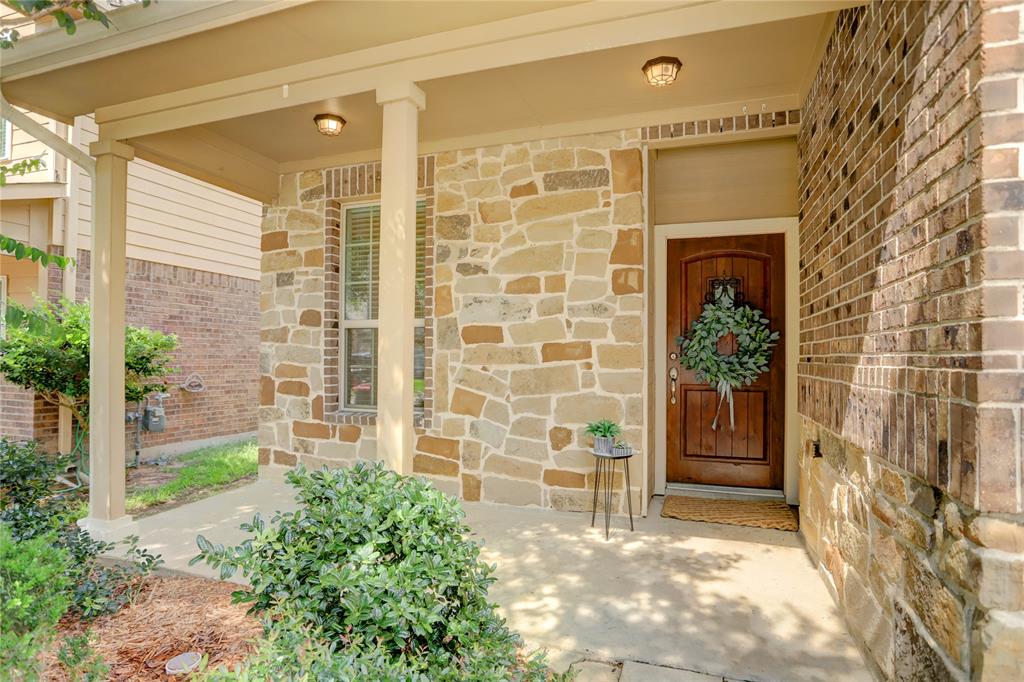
left=675, top=285, right=780, bottom=431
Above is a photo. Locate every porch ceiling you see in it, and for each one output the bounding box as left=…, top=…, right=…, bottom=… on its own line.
left=0, top=1, right=579, bottom=118
left=196, top=14, right=829, bottom=167
left=1, top=0, right=858, bottom=202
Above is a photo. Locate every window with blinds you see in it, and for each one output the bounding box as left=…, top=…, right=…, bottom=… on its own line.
left=341, top=202, right=427, bottom=410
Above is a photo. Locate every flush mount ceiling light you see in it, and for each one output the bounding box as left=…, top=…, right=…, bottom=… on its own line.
left=642, top=56, right=682, bottom=87
left=314, top=113, right=346, bottom=136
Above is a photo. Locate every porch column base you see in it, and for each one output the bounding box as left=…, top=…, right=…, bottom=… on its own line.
left=77, top=514, right=137, bottom=542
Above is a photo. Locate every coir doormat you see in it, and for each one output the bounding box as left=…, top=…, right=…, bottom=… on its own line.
left=661, top=495, right=798, bottom=532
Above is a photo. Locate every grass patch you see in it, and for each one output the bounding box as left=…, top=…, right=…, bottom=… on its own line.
left=69, top=439, right=258, bottom=520
left=127, top=439, right=258, bottom=513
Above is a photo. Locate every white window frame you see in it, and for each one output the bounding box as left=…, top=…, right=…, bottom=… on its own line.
left=0, top=118, right=12, bottom=162
left=339, top=199, right=426, bottom=412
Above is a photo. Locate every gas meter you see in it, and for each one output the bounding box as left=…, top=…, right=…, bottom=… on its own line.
left=143, top=393, right=169, bottom=432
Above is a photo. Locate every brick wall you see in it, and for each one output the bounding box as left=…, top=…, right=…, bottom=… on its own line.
left=798, top=1, right=1023, bottom=679
left=0, top=379, right=35, bottom=441
left=32, top=249, right=261, bottom=453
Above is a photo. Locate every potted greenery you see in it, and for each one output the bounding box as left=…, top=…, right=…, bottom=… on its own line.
left=585, top=419, right=621, bottom=454
left=611, top=440, right=632, bottom=457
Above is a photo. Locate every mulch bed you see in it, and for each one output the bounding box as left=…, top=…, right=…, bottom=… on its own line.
left=42, top=576, right=261, bottom=681
left=125, top=464, right=180, bottom=490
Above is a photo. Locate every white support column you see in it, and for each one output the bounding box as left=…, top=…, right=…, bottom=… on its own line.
left=58, top=117, right=84, bottom=455
left=375, top=81, right=425, bottom=475
left=78, top=139, right=134, bottom=540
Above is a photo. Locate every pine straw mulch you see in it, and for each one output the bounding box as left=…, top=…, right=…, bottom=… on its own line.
left=42, top=576, right=262, bottom=681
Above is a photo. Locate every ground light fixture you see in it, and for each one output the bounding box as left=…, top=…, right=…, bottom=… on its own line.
left=314, top=113, right=346, bottom=136
left=642, top=56, right=682, bottom=87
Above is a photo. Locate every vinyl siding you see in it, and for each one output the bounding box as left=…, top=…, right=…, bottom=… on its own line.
left=2, top=110, right=58, bottom=184
left=73, top=117, right=262, bottom=280
left=0, top=199, right=50, bottom=249
left=0, top=255, right=43, bottom=307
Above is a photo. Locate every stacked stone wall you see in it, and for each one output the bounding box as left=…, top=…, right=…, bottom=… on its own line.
left=260, top=134, right=646, bottom=512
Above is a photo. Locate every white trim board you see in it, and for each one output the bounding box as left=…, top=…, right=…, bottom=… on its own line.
left=652, top=217, right=800, bottom=504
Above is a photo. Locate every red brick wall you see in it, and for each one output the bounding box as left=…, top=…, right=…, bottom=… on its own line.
left=31, top=249, right=261, bottom=452
left=977, top=0, right=1024, bottom=516
left=0, top=380, right=35, bottom=441
left=798, top=2, right=1024, bottom=678
left=798, top=0, right=1010, bottom=513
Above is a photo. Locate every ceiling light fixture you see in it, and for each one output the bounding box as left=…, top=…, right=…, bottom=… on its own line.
left=642, top=56, right=682, bottom=87
left=314, top=113, right=346, bottom=136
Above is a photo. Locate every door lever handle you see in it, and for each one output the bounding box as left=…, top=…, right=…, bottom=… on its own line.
left=669, top=367, right=678, bottom=405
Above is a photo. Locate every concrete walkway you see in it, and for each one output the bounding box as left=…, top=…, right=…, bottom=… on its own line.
left=111, top=480, right=871, bottom=682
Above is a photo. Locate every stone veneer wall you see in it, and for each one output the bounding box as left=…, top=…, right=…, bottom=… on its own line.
left=798, top=2, right=1023, bottom=680
left=260, top=133, right=646, bottom=513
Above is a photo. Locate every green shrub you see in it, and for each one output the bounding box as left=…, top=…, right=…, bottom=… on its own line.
left=0, top=438, right=161, bottom=619
left=0, top=298, right=177, bottom=432
left=56, top=632, right=109, bottom=682
left=194, top=462, right=566, bottom=681
left=0, top=438, right=69, bottom=540
left=0, top=525, right=70, bottom=680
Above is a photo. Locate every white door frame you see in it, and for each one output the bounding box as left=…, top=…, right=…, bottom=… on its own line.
left=653, top=217, right=800, bottom=503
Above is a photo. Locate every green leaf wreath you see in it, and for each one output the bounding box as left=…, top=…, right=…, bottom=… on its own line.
left=675, top=285, right=780, bottom=431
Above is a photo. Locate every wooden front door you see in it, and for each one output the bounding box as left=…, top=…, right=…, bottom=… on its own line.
left=666, top=234, right=785, bottom=489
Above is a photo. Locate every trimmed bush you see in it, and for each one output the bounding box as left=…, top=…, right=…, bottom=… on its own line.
left=0, top=525, right=70, bottom=680
left=0, top=438, right=161, bottom=619
left=195, top=462, right=566, bottom=681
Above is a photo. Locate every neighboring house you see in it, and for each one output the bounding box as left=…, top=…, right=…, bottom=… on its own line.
left=3, top=1, right=1022, bottom=680
left=0, top=112, right=263, bottom=456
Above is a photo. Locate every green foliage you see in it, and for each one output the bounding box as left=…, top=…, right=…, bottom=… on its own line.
left=0, top=439, right=70, bottom=540
left=0, top=525, right=71, bottom=681
left=0, top=438, right=162, bottom=619
left=0, top=163, right=73, bottom=267
left=0, top=158, right=43, bottom=183
left=56, top=631, right=109, bottom=681
left=675, top=286, right=779, bottom=393
left=0, top=299, right=177, bottom=428
left=584, top=419, right=621, bottom=439
left=193, top=462, right=564, bottom=681
left=0, top=438, right=65, bottom=509
left=202, top=609, right=566, bottom=682
left=66, top=439, right=259, bottom=522
left=1, top=1, right=151, bottom=49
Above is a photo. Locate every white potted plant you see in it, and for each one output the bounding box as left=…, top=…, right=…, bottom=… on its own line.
left=611, top=439, right=632, bottom=457
left=585, top=419, right=621, bottom=454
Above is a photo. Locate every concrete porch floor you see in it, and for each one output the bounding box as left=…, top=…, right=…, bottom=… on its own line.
left=110, top=480, right=871, bottom=682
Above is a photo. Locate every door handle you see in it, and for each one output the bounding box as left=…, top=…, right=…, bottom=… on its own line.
left=669, top=367, right=678, bottom=405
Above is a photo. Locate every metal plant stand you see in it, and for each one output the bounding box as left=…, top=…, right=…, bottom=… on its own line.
left=590, top=449, right=634, bottom=540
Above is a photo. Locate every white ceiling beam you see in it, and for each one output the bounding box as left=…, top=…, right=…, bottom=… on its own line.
left=128, top=127, right=281, bottom=203
left=276, top=92, right=803, bottom=175
left=95, top=0, right=863, bottom=141
left=0, top=182, right=67, bottom=200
